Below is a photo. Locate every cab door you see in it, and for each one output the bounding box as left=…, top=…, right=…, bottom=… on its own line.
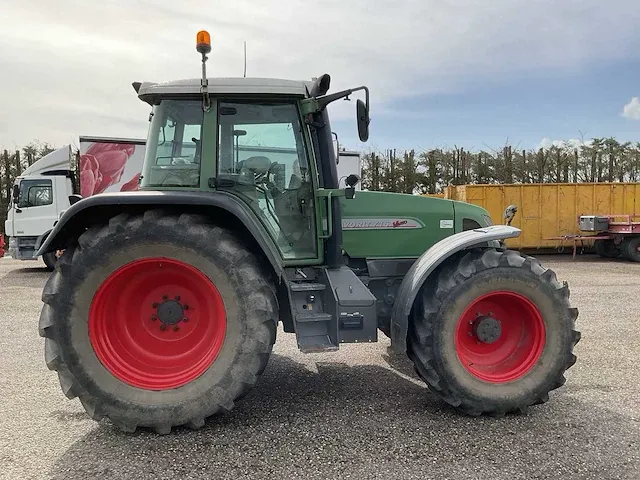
left=13, top=177, right=58, bottom=236
left=215, top=100, right=321, bottom=263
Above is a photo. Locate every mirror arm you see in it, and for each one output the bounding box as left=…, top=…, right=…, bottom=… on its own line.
left=315, top=86, right=369, bottom=111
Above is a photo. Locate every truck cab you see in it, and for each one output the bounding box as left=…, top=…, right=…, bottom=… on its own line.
left=5, top=146, right=75, bottom=263
left=5, top=138, right=146, bottom=269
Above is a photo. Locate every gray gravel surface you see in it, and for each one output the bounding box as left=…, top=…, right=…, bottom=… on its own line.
left=0, top=255, right=638, bottom=480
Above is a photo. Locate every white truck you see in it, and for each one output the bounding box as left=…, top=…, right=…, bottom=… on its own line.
left=4, top=136, right=146, bottom=269
left=337, top=150, right=362, bottom=190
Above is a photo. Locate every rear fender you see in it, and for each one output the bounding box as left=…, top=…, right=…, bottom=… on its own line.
left=389, top=225, right=521, bottom=354
left=36, top=190, right=284, bottom=277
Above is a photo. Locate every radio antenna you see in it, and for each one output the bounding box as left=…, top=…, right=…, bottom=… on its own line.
left=243, top=41, right=247, bottom=77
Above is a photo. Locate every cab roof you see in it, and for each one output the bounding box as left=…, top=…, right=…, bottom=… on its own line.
left=136, top=77, right=315, bottom=104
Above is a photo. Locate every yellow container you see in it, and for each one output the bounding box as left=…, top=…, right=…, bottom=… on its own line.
left=445, top=183, right=640, bottom=249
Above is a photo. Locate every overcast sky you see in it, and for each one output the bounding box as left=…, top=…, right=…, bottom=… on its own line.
left=1, top=0, right=639, bottom=153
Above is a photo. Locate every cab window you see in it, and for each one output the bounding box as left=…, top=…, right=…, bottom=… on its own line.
left=141, top=100, right=203, bottom=187
left=18, top=179, right=53, bottom=208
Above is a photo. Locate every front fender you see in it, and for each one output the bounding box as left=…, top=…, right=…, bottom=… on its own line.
left=389, top=225, right=521, bottom=354
left=36, top=190, right=285, bottom=276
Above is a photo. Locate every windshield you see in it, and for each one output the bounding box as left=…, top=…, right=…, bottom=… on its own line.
left=140, top=100, right=203, bottom=188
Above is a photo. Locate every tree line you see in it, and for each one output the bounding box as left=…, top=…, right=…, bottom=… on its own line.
left=2, top=136, right=639, bottom=236
left=360, top=137, right=640, bottom=194
left=1, top=142, right=57, bottom=234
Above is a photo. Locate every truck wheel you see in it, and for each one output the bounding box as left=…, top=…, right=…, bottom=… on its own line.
left=39, top=211, right=278, bottom=434
left=594, top=239, right=621, bottom=259
left=622, top=237, right=640, bottom=262
left=42, top=252, right=58, bottom=271
left=408, top=248, right=580, bottom=416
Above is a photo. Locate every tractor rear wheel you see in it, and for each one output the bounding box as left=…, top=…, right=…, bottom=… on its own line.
left=408, top=248, right=580, bottom=416
left=594, top=239, right=621, bottom=259
left=39, top=211, right=278, bottom=433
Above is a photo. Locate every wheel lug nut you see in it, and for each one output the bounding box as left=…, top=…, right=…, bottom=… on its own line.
left=152, top=303, right=158, bottom=308
left=183, top=317, right=188, bottom=323
left=151, top=315, right=157, bottom=321
left=160, top=324, right=167, bottom=331
left=175, top=296, right=180, bottom=301
left=173, top=325, right=180, bottom=332
left=162, top=295, right=168, bottom=300
left=184, top=305, right=189, bottom=310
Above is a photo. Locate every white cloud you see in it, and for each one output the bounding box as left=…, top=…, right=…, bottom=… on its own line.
left=1, top=0, right=639, bottom=147
left=538, top=138, right=592, bottom=151
left=622, top=97, right=640, bottom=120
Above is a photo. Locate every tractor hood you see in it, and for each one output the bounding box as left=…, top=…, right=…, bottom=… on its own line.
left=340, top=191, right=491, bottom=259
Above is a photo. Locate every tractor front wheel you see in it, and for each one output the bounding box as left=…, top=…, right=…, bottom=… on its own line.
left=408, top=248, right=580, bottom=416
left=39, top=211, right=277, bottom=433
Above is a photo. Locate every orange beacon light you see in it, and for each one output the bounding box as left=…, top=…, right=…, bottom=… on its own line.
left=196, top=30, right=211, bottom=54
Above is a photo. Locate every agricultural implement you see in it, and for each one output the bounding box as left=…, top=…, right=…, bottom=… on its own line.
left=36, top=31, right=580, bottom=434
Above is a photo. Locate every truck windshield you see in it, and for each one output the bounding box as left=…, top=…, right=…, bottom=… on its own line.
left=141, top=100, right=203, bottom=188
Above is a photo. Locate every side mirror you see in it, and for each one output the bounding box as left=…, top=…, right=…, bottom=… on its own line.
left=332, top=132, right=340, bottom=164
left=356, top=99, right=369, bottom=142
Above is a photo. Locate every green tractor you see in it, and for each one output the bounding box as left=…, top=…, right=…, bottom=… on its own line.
left=37, top=31, right=580, bottom=434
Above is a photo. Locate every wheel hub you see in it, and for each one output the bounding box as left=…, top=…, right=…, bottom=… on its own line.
left=455, top=291, right=546, bottom=383
left=473, top=315, right=502, bottom=344
left=156, top=299, right=185, bottom=325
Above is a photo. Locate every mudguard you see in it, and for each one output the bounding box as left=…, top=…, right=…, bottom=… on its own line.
left=36, top=190, right=284, bottom=276
left=389, top=225, right=521, bottom=354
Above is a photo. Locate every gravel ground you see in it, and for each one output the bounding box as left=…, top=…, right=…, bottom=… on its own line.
left=0, top=255, right=638, bottom=480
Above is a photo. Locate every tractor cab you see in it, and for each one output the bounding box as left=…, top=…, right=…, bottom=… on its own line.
left=134, top=31, right=369, bottom=266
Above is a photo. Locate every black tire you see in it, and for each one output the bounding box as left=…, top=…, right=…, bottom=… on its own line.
left=408, top=248, right=580, bottom=416
left=622, top=237, right=640, bottom=262
left=594, top=239, right=621, bottom=259
left=42, top=251, right=57, bottom=271
left=39, top=210, right=278, bottom=434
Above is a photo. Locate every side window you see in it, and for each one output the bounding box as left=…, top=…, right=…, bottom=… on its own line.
left=217, top=101, right=317, bottom=260
left=18, top=179, right=53, bottom=208
left=141, top=100, right=203, bottom=187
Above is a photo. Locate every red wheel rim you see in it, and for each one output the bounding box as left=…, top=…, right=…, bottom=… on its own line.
left=455, top=291, right=545, bottom=383
left=89, top=258, right=226, bottom=390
